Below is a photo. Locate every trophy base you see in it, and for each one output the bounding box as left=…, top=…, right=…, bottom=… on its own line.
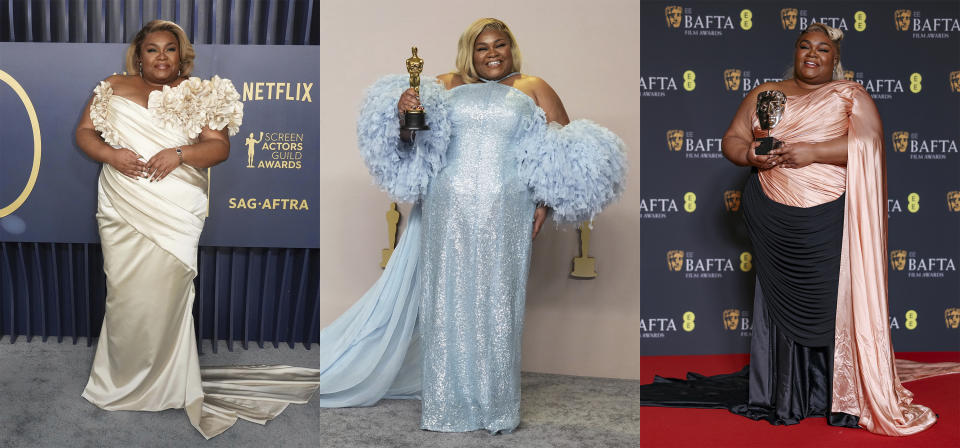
left=754, top=136, right=782, bottom=155
left=402, top=110, right=430, bottom=131
left=571, top=257, right=598, bottom=278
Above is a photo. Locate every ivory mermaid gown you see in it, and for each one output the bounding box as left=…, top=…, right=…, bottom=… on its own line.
left=82, top=77, right=320, bottom=439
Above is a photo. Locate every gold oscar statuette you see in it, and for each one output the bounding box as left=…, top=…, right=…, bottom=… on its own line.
left=380, top=202, right=401, bottom=268
left=571, top=222, right=598, bottom=278
left=402, top=46, right=429, bottom=131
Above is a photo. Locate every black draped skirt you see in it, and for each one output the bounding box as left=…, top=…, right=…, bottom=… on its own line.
left=640, top=172, right=858, bottom=428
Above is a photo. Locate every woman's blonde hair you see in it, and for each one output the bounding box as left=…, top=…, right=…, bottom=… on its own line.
left=455, top=18, right=522, bottom=84
left=125, top=20, right=195, bottom=77
left=785, top=22, right=844, bottom=81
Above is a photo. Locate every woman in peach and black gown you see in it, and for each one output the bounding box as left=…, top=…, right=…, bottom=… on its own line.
left=639, top=23, right=959, bottom=436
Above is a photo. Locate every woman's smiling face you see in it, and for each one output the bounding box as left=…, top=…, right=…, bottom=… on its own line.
left=473, top=29, right=514, bottom=81
left=793, top=30, right=836, bottom=85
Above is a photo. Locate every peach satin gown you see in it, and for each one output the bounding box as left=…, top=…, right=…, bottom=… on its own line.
left=749, top=80, right=959, bottom=436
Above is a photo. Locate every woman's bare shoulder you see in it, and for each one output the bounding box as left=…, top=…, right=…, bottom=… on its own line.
left=103, top=74, right=139, bottom=86
left=513, top=74, right=557, bottom=102
left=436, top=72, right=464, bottom=90
left=103, top=75, right=142, bottom=94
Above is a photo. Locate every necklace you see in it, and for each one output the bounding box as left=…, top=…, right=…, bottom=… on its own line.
left=481, top=72, right=520, bottom=83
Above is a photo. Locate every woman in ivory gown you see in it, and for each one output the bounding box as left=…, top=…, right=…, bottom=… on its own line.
left=318, top=18, right=626, bottom=434
left=75, top=20, right=319, bottom=439
left=639, top=23, right=960, bottom=436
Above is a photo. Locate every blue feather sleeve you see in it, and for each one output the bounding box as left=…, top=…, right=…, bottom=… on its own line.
left=356, top=75, right=451, bottom=203
left=517, top=115, right=628, bottom=223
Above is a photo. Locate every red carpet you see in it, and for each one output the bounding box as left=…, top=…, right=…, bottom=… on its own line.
left=639, top=352, right=960, bottom=448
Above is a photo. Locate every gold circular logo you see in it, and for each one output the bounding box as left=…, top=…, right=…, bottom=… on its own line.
left=739, top=252, right=753, bottom=272
left=907, top=192, right=920, bottom=213
left=683, top=70, right=696, bottom=91
left=683, top=192, right=696, bottom=212
left=854, top=11, right=867, bottom=32
left=740, top=9, right=753, bottom=30
left=905, top=310, right=918, bottom=330
left=909, top=73, right=922, bottom=93
left=0, top=70, right=42, bottom=218
left=682, top=311, right=696, bottom=332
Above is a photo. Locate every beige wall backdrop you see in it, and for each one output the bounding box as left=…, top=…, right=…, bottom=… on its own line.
left=319, top=0, right=641, bottom=380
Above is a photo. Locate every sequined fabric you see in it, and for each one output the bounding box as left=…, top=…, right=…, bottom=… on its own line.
left=418, top=83, right=537, bottom=433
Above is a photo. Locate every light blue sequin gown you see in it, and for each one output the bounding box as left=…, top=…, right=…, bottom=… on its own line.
left=320, top=73, right=624, bottom=435
left=418, top=82, right=537, bottom=433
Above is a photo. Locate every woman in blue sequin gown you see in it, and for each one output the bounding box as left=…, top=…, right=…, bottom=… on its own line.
left=413, top=31, right=568, bottom=434
left=406, top=19, right=569, bottom=434
left=319, top=18, right=624, bottom=435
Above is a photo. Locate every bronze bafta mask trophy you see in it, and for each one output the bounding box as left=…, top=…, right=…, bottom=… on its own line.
left=754, top=90, right=787, bottom=155
left=402, top=47, right=429, bottom=131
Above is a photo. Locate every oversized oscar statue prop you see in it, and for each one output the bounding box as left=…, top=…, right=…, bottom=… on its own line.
left=381, top=202, right=400, bottom=268
left=401, top=47, right=429, bottom=131
left=754, top=90, right=786, bottom=155
left=571, top=223, right=598, bottom=278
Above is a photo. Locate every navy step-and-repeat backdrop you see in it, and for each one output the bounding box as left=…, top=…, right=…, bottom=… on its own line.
left=640, top=1, right=959, bottom=355
left=1, top=43, right=318, bottom=248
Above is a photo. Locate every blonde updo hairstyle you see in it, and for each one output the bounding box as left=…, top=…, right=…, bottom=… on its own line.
left=455, top=18, right=522, bottom=84
left=125, top=20, right=195, bottom=77
left=785, top=22, right=845, bottom=81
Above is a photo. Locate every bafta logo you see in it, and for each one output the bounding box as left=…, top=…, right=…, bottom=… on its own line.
left=950, top=71, right=960, bottom=93
left=843, top=70, right=855, bottom=81
left=946, top=308, right=960, bottom=329
left=780, top=8, right=798, bottom=30
left=890, top=250, right=907, bottom=271
left=723, top=69, right=742, bottom=91
left=723, top=190, right=742, bottom=212
left=722, top=309, right=740, bottom=330
left=666, top=129, right=684, bottom=152
left=667, top=250, right=684, bottom=272
left=894, top=9, right=911, bottom=31
left=891, top=131, right=909, bottom=153
left=665, top=6, right=683, bottom=28
left=947, top=191, right=960, bottom=212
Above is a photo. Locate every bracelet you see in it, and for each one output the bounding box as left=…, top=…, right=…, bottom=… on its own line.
left=175, top=147, right=183, bottom=164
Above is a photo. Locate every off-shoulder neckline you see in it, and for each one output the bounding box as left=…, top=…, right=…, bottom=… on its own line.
left=100, top=76, right=204, bottom=110
left=448, top=81, right=540, bottom=110
left=98, top=80, right=155, bottom=110
left=784, top=80, right=860, bottom=99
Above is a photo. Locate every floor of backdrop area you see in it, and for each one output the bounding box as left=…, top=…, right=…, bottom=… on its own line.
left=639, top=352, right=960, bottom=448
left=0, top=337, right=640, bottom=447
left=317, top=374, right=640, bottom=448
left=0, top=337, right=321, bottom=447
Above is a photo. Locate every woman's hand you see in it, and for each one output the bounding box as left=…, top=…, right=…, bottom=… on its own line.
left=397, top=88, right=420, bottom=118
left=107, top=148, right=147, bottom=179
left=768, top=142, right=816, bottom=169
left=145, top=148, right=182, bottom=182
left=532, top=205, right=548, bottom=239
left=744, top=141, right=779, bottom=170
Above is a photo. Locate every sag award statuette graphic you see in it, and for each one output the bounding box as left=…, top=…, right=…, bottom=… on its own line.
left=402, top=47, right=429, bottom=131
left=754, top=90, right=786, bottom=155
